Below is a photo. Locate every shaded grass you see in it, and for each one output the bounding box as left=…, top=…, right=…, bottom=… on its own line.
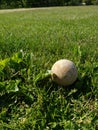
left=0, top=6, right=98, bottom=130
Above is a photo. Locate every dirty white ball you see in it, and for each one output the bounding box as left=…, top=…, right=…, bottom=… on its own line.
left=51, top=59, right=78, bottom=86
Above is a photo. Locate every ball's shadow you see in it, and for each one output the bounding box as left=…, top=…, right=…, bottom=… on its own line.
left=42, top=74, right=93, bottom=100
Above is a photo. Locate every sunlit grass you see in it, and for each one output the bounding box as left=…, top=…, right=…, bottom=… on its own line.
left=0, top=6, right=98, bottom=130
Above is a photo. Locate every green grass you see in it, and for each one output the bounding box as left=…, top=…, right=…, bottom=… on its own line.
left=0, top=6, right=98, bottom=130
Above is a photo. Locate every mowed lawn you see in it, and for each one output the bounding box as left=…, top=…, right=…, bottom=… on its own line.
left=0, top=6, right=98, bottom=130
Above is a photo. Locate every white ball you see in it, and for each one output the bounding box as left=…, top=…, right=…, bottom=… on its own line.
left=51, top=59, right=78, bottom=86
